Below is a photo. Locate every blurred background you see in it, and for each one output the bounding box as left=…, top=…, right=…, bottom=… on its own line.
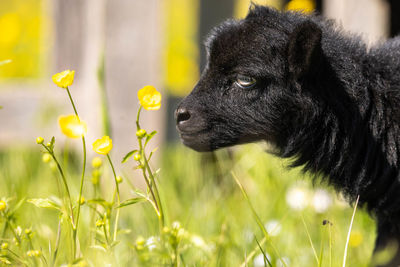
left=0, top=0, right=398, bottom=158
left=0, top=0, right=398, bottom=265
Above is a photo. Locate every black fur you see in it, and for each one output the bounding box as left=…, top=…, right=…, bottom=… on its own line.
left=175, top=5, right=400, bottom=266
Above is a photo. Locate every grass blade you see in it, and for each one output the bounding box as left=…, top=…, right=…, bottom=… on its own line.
left=255, top=235, right=272, bottom=267
left=300, top=213, right=319, bottom=265
left=231, top=171, right=287, bottom=267
left=342, top=195, right=360, bottom=267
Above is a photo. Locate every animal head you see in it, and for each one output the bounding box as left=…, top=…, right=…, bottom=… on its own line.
left=176, top=5, right=325, bottom=152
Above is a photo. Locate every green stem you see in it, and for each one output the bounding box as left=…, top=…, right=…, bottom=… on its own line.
left=138, top=161, right=160, bottom=219
left=135, top=106, right=142, bottom=129
left=42, top=145, right=75, bottom=228
left=103, top=223, right=110, bottom=247
left=66, top=87, right=87, bottom=259
left=107, top=154, right=120, bottom=242
left=6, top=248, right=27, bottom=266
left=143, top=152, right=164, bottom=227
left=66, top=87, right=79, bottom=118
left=52, top=221, right=62, bottom=267
left=138, top=138, right=159, bottom=211
left=74, top=136, right=86, bottom=250
left=135, top=106, right=165, bottom=228
left=174, top=246, right=178, bottom=267
left=7, top=220, right=21, bottom=244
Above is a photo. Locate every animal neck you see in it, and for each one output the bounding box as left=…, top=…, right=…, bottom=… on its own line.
left=281, top=44, right=400, bottom=217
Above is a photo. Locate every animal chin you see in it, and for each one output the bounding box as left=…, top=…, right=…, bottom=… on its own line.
left=178, top=132, right=213, bottom=152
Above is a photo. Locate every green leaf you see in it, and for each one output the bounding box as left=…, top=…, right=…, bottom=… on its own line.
left=48, top=136, right=56, bottom=151
left=0, top=106, right=3, bottom=109
left=27, top=198, right=61, bottom=211
left=90, top=245, right=107, bottom=252
left=144, top=131, right=157, bottom=146
left=87, top=198, right=112, bottom=208
left=8, top=198, right=26, bottom=217
left=117, top=197, right=146, bottom=208
left=110, top=240, right=121, bottom=248
left=121, top=149, right=138, bottom=163
left=117, top=229, right=132, bottom=235
left=72, top=258, right=84, bottom=264
left=153, top=168, right=161, bottom=177
left=148, top=147, right=158, bottom=162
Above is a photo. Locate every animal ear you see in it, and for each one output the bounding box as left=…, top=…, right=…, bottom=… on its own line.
left=287, top=21, right=322, bottom=79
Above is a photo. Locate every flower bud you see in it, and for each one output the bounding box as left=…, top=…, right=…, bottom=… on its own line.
left=42, top=153, right=51, bottom=163
left=96, top=219, right=105, bottom=228
left=0, top=200, right=6, bottom=212
left=136, top=236, right=145, bottom=246
left=27, top=250, right=41, bottom=257
left=133, top=154, right=141, bottom=161
left=116, top=176, right=123, bottom=184
left=36, top=137, right=44, bottom=144
left=78, top=196, right=85, bottom=205
left=136, top=129, right=147, bottom=138
left=1, top=242, right=8, bottom=250
left=92, top=157, right=102, bottom=168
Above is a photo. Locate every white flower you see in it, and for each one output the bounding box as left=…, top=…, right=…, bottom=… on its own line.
left=312, top=189, right=332, bottom=213
left=265, top=220, right=282, bottom=236
left=15, top=226, right=22, bottom=237
left=146, top=236, right=157, bottom=250
left=254, top=253, right=271, bottom=267
left=286, top=185, right=309, bottom=210
left=191, top=235, right=206, bottom=248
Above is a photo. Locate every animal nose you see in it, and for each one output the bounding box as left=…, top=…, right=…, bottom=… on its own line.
left=175, top=108, right=191, bottom=125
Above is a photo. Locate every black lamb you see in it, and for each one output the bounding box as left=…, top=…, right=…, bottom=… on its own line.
left=175, top=5, right=400, bottom=266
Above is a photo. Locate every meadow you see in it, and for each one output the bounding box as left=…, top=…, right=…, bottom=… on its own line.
left=0, top=71, right=376, bottom=266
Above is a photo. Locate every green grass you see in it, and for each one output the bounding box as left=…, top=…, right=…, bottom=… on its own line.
left=0, top=143, right=375, bottom=266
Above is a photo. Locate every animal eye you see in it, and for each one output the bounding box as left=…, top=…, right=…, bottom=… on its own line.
left=236, top=74, right=256, bottom=88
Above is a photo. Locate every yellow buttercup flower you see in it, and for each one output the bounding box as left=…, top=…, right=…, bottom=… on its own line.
left=58, top=115, right=87, bottom=139
left=52, top=70, right=75, bottom=88
left=137, top=85, right=161, bottom=110
left=286, top=0, right=315, bottom=13
left=93, top=136, right=113, bottom=155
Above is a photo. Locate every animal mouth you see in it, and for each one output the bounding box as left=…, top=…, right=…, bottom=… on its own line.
left=176, top=128, right=212, bottom=152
